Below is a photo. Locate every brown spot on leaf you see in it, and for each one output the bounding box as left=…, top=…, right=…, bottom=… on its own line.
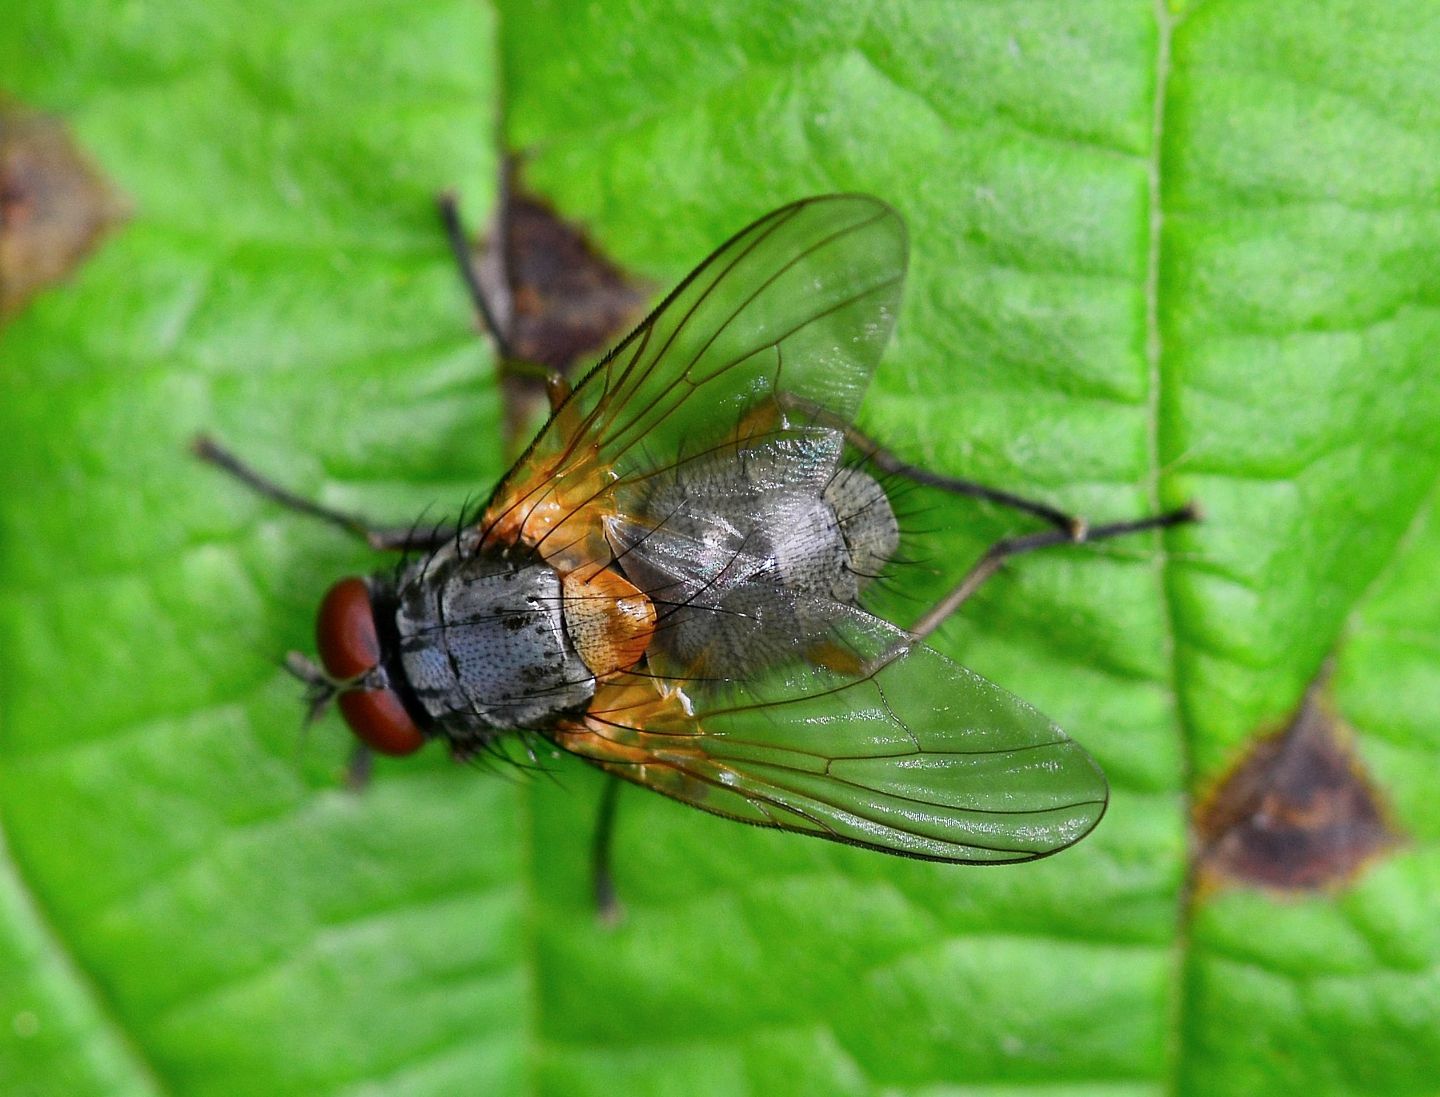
left=0, top=104, right=127, bottom=320
left=1194, top=676, right=1403, bottom=894
left=465, top=162, right=648, bottom=448
left=501, top=189, right=647, bottom=371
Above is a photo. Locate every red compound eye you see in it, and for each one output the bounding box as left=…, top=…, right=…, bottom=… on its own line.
left=316, top=577, right=380, bottom=680
left=336, top=689, right=425, bottom=757
left=315, top=577, right=425, bottom=757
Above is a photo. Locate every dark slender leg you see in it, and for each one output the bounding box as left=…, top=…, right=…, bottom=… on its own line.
left=435, top=191, right=572, bottom=415
left=591, top=774, right=625, bottom=925
left=774, top=392, right=1202, bottom=646
left=437, top=189, right=516, bottom=361
left=192, top=435, right=453, bottom=551
left=845, top=423, right=1084, bottom=536
left=344, top=743, right=374, bottom=792
left=907, top=504, right=1201, bottom=644
left=777, top=393, right=1085, bottom=536
left=493, top=358, right=573, bottom=413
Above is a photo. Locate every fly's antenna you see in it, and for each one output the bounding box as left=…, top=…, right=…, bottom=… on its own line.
left=284, top=652, right=341, bottom=725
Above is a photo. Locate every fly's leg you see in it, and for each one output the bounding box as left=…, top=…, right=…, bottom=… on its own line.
left=907, top=503, right=1201, bottom=646
left=437, top=188, right=516, bottom=362
left=344, top=743, right=374, bottom=791
left=435, top=190, right=572, bottom=414
left=507, top=357, right=573, bottom=414
left=772, top=392, right=1202, bottom=644
left=843, top=422, right=1083, bottom=535
left=192, top=435, right=454, bottom=552
left=591, top=774, right=625, bottom=926
left=778, top=392, right=1085, bottom=536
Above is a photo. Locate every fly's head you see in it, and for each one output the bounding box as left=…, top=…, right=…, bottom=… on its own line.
left=306, top=575, right=428, bottom=757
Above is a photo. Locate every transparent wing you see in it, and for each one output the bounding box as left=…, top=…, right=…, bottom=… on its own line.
left=556, top=609, right=1109, bottom=864
left=500, top=194, right=906, bottom=488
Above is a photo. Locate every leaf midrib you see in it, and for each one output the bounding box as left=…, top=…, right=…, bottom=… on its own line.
left=1142, top=5, right=1197, bottom=1095
left=0, top=818, right=168, bottom=1096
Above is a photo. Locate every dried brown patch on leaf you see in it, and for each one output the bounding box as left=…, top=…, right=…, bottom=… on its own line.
left=0, top=105, right=127, bottom=320
left=498, top=187, right=648, bottom=371
left=463, top=165, right=648, bottom=447
left=1194, top=677, right=1403, bottom=894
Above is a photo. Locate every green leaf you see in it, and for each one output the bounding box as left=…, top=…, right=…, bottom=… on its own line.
left=2, top=2, right=1437, bottom=1095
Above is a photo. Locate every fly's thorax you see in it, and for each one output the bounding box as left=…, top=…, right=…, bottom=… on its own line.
left=392, top=543, right=596, bottom=737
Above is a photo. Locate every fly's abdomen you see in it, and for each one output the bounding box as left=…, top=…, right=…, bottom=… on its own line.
left=823, top=466, right=899, bottom=594
left=606, top=426, right=899, bottom=676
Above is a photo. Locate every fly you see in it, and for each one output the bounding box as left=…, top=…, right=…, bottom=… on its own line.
left=197, top=194, right=1197, bottom=916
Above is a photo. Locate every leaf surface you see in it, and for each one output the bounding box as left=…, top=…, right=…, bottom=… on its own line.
left=2, top=2, right=1438, bottom=1094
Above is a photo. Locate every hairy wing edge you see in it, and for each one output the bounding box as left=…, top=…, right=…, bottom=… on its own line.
left=561, top=620, right=1109, bottom=865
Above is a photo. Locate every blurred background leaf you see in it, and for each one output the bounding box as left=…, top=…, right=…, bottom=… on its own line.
left=1, top=2, right=1438, bottom=1095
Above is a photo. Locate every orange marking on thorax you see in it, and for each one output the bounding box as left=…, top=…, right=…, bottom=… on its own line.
left=552, top=676, right=698, bottom=764
left=480, top=440, right=614, bottom=573
left=562, top=563, right=657, bottom=680
left=482, top=433, right=659, bottom=684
